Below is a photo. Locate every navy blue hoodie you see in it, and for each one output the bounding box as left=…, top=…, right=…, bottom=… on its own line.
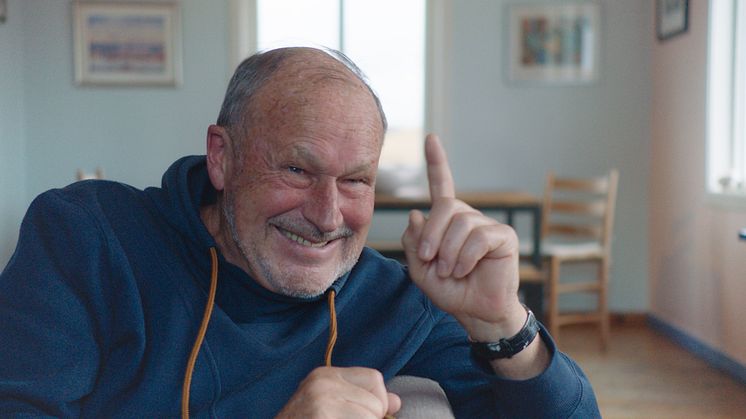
left=0, top=156, right=599, bottom=418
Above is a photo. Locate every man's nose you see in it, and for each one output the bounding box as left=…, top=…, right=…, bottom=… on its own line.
left=305, top=177, right=344, bottom=233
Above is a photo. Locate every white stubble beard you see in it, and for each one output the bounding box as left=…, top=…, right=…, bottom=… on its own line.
left=222, top=192, right=361, bottom=298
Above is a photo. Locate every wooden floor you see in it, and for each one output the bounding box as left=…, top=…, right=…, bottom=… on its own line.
left=560, top=321, right=746, bottom=418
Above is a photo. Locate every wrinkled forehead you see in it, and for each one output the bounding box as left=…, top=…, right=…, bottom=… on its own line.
left=243, top=52, right=383, bottom=138
left=277, top=49, right=359, bottom=80
left=257, top=51, right=373, bottom=109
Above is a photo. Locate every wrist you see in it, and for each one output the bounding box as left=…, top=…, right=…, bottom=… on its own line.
left=468, top=304, right=540, bottom=360
left=462, top=300, right=528, bottom=342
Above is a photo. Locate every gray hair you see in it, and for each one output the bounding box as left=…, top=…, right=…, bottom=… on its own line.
left=216, top=47, right=388, bottom=141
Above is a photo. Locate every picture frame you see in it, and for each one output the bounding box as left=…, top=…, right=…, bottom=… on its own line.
left=656, top=0, right=688, bottom=41
left=506, top=2, right=600, bottom=85
left=73, top=1, right=182, bottom=86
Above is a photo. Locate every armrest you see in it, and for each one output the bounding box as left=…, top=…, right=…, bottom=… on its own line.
left=386, top=375, right=454, bottom=419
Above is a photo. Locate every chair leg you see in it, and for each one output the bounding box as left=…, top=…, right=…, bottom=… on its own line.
left=548, top=257, right=561, bottom=345
left=598, top=258, right=610, bottom=351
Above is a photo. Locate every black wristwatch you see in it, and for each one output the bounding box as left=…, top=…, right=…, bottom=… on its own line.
left=469, top=305, right=540, bottom=360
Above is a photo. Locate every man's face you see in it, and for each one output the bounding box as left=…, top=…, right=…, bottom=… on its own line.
left=221, top=71, right=383, bottom=298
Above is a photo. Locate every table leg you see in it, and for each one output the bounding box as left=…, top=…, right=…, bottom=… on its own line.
left=526, top=206, right=544, bottom=321
left=531, top=206, right=542, bottom=267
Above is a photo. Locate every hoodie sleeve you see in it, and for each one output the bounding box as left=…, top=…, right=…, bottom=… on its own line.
left=0, top=190, right=109, bottom=417
left=401, top=314, right=601, bottom=418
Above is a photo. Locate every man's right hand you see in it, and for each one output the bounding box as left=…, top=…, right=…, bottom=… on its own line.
left=276, top=366, right=401, bottom=418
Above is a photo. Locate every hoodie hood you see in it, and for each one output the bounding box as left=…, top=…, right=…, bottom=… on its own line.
left=149, top=155, right=218, bottom=249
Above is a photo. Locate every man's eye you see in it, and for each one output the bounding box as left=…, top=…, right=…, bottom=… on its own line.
left=288, top=166, right=305, bottom=174
left=346, top=178, right=369, bottom=185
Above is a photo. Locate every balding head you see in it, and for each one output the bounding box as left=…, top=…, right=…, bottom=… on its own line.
left=216, top=47, right=387, bottom=152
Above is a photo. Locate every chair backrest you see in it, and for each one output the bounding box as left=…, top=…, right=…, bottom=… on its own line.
left=541, top=169, right=619, bottom=252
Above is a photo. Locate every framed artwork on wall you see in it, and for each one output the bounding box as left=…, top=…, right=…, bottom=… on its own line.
left=73, top=1, right=182, bottom=86
left=506, top=2, right=600, bottom=85
left=656, top=0, right=688, bottom=41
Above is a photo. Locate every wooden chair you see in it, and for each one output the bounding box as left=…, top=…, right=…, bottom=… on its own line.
left=539, top=169, right=619, bottom=349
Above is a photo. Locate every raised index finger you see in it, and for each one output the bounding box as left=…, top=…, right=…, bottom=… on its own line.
left=425, top=133, right=456, bottom=200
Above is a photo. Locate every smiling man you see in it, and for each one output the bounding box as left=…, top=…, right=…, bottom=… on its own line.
left=200, top=51, right=383, bottom=299
left=0, top=47, right=599, bottom=418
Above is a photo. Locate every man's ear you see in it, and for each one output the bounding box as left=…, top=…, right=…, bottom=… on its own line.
left=205, top=124, right=231, bottom=191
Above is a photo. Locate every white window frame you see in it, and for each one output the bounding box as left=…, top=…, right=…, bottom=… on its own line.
left=226, top=0, right=451, bottom=156
left=707, top=0, right=746, bottom=207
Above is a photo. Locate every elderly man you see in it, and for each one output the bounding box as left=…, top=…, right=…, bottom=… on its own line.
left=0, top=47, right=599, bottom=418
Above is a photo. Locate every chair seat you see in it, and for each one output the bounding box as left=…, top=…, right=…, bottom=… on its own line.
left=520, top=240, right=604, bottom=258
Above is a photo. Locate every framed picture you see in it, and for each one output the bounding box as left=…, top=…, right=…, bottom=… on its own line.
left=73, top=1, right=182, bottom=86
left=0, top=0, right=7, bottom=23
left=506, top=2, right=600, bottom=85
left=656, top=0, right=688, bottom=41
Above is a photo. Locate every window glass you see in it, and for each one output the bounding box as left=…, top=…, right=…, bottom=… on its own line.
left=343, top=0, right=425, bottom=168
left=256, top=0, right=425, bottom=171
left=708, top=0, right=746, bottom=195
left=257, top=0, right=339, bottom=50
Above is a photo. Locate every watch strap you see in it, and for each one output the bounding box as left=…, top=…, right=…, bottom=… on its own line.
left=469, top=305, right=540, bottom=360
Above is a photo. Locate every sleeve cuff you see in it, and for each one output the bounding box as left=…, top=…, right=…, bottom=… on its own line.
left=472, top=323, right=600, bottom=418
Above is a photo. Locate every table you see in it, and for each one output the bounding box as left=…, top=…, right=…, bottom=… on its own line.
left=372, top=191, right=545, bottom=318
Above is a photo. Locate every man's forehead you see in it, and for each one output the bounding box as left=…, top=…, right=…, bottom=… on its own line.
left=240, top=48, right=385, bottom=156
left=248, top=69, right=382, bottom=140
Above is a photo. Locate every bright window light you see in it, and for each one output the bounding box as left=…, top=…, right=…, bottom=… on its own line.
left=708, top=0, right=746, bottom=196
left=257, top=0, right=339, bottom=50
left=255, top=0, right=425, bottom=171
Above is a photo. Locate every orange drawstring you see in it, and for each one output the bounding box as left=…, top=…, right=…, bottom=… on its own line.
left=324, top=289, right=338, bottom=367
left=324, top=290, right=394, bottom=419
left=182, top=247, right=219, bottom=419
left=181, top=261, right=392, bottom=418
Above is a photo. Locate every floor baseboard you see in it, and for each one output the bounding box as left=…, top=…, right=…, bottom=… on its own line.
left=610, top=312, right=648, bottom=326
left=647, top=314, right=746, bottom=387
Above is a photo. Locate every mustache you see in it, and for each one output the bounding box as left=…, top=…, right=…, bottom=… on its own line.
left=269, top=216, right=354, bottom=242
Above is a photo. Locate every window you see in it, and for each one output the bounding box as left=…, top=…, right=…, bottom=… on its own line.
left=229, top=0, right=434, bottom=175
left=707, top=0, right=746, bottom=196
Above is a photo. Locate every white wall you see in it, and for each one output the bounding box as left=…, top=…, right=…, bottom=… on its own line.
left=372, top=0, right=652, bottom=313
left=1, top=0, right=230, bottom=267
left=453, top=0, right=651, bottom=313
left=1, top=0, right=652, bottom=314
left=21, top=0, right=228, bottom=197
left=0, top=0, right=27, bottom=266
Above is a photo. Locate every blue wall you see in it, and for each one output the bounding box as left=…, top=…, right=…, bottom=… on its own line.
left=21, top=0, right=228, bottom=196
left=0, top=0, right=27, bottom=265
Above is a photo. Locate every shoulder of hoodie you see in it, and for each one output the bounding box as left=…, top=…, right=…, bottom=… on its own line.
left=37, top=179, right=144, bottom=205
left=26, top=179, right=154, bottom=227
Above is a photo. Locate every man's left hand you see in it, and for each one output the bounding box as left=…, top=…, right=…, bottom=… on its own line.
left=401, top=134, right=548, bottom=378
left=401, top=134, right=525, bottom=338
